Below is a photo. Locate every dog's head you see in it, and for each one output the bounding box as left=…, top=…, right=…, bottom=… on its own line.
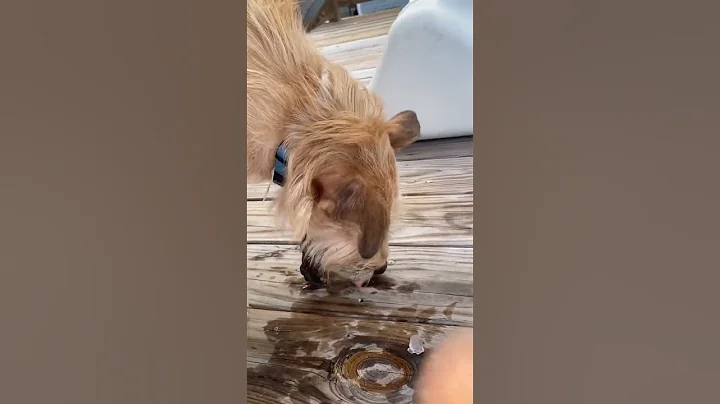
left=279, top=108, right=420, bottom=287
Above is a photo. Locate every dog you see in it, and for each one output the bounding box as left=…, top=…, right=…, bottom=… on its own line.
left=247, top=0, right=421, bottom=288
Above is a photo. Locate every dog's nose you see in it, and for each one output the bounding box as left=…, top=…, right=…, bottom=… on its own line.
left=299, top=248, right=323, bottom=285
left=373, top=263, right=388, bottom=275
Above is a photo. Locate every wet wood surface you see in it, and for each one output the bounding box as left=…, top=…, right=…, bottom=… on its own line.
left=248, top=245, right=473, bottom=326
left=246, top=144, right=474, bottom=403
left=247, top=8, right=473, bottom=403
left=248, top=308, right=456, bottom=404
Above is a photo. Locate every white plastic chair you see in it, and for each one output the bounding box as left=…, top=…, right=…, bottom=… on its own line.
left=370, top=0, right=473, bottom=139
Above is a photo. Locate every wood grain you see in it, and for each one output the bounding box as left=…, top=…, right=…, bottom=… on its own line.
left=350, top=67, right=376, bottom=81
left=247, top=156, right=472, bottom=200
left=318, top=35, right=388, bottom=73
left=247, top=194, right=473, bottom=246
left=396, top=137, right=474, bottom=161
left=309, top=8, right=401, bottom=47
left=247, top=245, right=473, bottom=325
left=248, top=308, right=461, bottom=404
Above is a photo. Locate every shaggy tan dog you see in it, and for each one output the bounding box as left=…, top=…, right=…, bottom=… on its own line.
left=247, top=0, right=420, bottom=287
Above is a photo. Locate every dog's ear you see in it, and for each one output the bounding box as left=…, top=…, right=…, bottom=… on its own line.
left=358, top=196, right=389, bottom=259
left=312, top=178, right=388, bottom=259
left=337, top=184, right=388, bottom=259
left=387, top=110, right=421, bottom=151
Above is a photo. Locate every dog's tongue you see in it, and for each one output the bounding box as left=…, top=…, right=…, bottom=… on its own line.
left=352, top=272, right=374, bottom=288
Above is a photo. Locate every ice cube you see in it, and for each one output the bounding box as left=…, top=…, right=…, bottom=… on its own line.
left=407, top=334, right=424, bottom=355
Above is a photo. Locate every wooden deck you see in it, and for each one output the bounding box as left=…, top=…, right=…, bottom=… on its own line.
left=312, top=7, right=401, bottom=86
left=247, top=8, right=474, bottom=403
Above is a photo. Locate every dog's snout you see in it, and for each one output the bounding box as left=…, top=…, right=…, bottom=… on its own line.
left=299, top=248, right=323, bottom=285
left=373, top=263, right=388, bottom=275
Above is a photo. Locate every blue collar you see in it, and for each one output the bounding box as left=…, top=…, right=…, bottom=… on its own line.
left=272, top=143, right=289, bottom=186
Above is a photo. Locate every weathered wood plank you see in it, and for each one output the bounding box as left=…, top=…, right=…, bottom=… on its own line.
left=311, top=22, right=394, bottom=49
left=247, top=156, right=473, bottom=200
left=396, top=137, right=474, bottom=161
left=317, top=33, right=387, bottom=56
left=310, top=6, right=400, bottom=34
left=308, top=7, right=398, bottom=80
left=247, top=245, right=473, bottom=325
left=318, top=35, right=388, bottom=72
left=247, top=308, right=461, bottom=404
left=247, top=194, right=473, bottom=246
left=308, top=8, right=401, bottom=47
left=350, top=66, right=376, bottom=81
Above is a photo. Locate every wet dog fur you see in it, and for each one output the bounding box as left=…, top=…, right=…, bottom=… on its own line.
left=247, top=0, right=420, bottom=287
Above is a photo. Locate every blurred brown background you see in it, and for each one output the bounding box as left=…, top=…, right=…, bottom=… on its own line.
left=474, top=0, right=720, bottom=402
